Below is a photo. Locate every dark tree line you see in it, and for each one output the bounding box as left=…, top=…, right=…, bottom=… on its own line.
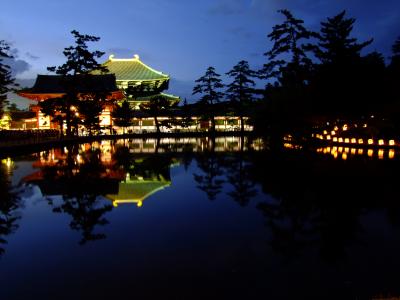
left=192, top=9, right=400, bottom=137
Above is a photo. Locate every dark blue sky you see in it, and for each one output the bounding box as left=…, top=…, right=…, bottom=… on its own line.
left=1, top=0, right=399, bottom=104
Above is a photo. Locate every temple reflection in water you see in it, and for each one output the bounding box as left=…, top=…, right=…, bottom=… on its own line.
left=19, top=137, right=263, bottom=208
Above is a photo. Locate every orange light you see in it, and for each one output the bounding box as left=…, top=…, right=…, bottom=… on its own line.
left=358, top=139, right=363, bottom=144
left=368, top=149, right=373, bottom=157
left=378, top=139, right=384, bottom=146
left=344, top=138, right=350, bottom=144
left=333, top=137, right=338, bottom=142
left=378, top=149, right=384, bottom=159
left=389, top=150, right=395, bottom=159
left=326, top=135, right=331, bottom=140
left=342, top=153, right=347, bottom=160
left=389, top=140, right=395, bottom=146
left=351, top=138, right=356, bottom=144
left=338, top=138, right=343, bottom=143
left=368, top=139, right=374, bottom=145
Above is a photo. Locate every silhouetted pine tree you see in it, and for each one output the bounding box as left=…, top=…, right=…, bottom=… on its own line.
left=112, top=100, right=133, bottom=134
left=41, top=30, right=108, bottom=136
left=310, top=11, right=373, bottom=118
left=226, top=60, right=257, bottom=133
left=0, top=41, right=17, bottom=117
left=261, top=9, right=315, bottom=87
left=192, top=67, right=224, bottom=133
left=257, top=10, right=315, bottom=136
left=140, top=95, right=175, bottom=134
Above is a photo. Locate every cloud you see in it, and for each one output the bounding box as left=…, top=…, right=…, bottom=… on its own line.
left=25, top=52, right=39, bottom=60
left=2, top=48, right=31, bottom=76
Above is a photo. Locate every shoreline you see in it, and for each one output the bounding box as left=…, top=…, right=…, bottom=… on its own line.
left=0, top=131, right=254, bottom=156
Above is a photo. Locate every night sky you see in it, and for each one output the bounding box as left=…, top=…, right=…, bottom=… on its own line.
left=1, top=0, right=399, bottom=106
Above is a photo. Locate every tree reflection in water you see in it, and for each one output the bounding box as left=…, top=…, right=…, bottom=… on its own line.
left=0, top=159, right=22, bottom=256
left=15, top=137, right=400, bottom=263
left=224, top=151, right=257, bottom=207
left=39, top=145, right=114, bottom=245
left=251, top=149, right=400, bottom=261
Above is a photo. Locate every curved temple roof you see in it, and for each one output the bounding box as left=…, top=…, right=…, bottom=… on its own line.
left=99, top=54, right=169, bottom=81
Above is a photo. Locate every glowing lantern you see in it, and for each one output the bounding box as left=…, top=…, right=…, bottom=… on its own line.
left=351, top=148, right=356, bottom=155
left=378, top=140, right=384, bottom=146
left=323, top=130, right=328, bottom=135
left=358, top=149, right=363, bottom=155
left=345, top=147, right=350, bottom=153
left=378, top=150, right=384, bottom=159
left=338, top=138, right=343, bottom=143
left=338, top=147, right=343, bottom=153
left=389, top=150, right=395, bottom=159
left=368, top=139, right=374, bottom=145
left=344, top=138, right=350, bottom=144
left=326, top=135, right=331, bottom=140
left=334, top=126, right=339, bottom=131
left=389, top=140, right=395, bottom=146
left=333, top=137, right=338, bottom=142
left=342, top=153, right=348, bottom=160
left=368, top=149, right=373, bottom=157
left=358, top=139, right=363, bottom=144
left=351, top=138, right=356, bottom=144
left=343, top=124, right=348, bottom=131
left=331, top=131, right=336, bottom=135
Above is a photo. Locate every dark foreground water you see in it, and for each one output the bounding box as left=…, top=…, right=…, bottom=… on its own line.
left=1, top=137, right=400, bottom=299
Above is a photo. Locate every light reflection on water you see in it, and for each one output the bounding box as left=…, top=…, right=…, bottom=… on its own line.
left=1, top=137, right=400, bottom=299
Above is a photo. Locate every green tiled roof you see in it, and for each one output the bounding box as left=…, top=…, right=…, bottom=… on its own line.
left=135, top=92, right=180, bottom=102
left=99, top=55, right=169, bottom=81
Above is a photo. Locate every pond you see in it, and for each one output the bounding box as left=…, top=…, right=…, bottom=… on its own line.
left=1, top=137, right=400, bottom=299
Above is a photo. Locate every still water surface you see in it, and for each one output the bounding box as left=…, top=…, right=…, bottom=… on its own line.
left=1, top=137, right=400, bottom=299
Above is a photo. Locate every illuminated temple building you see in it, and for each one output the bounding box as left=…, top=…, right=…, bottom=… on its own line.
left=97, top=54, right=180, bottom=109
left=17, top=54, right=253, bottom=132
left=18, top=54, right=180, bottom=130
